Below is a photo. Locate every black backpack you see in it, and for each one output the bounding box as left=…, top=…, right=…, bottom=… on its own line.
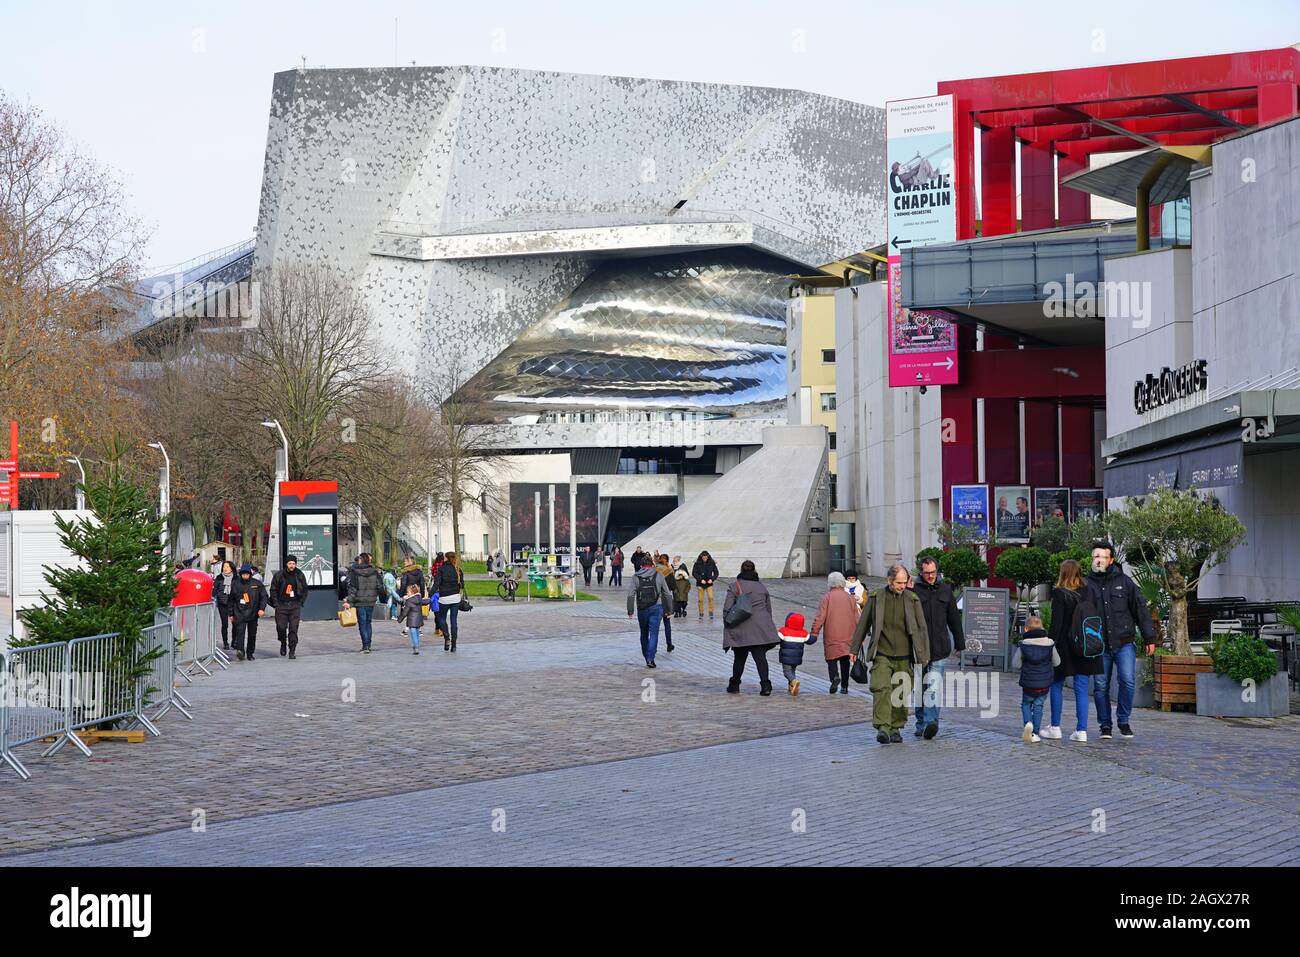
left=635, top=573, right=661, bottom=610
left=1070, top=595, right=1105, bottom=658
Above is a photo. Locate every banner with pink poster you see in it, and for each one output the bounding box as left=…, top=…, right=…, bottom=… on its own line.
left=885, top=94, right=958, bottom=388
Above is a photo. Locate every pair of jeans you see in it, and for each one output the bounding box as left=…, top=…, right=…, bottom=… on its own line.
left=1050, top=674, right=1092, bottom=731
left=355, top=605, right=374, bottom=648
left=782, top=663, right=798, bottom=683
left=582, top=567, right=592, bottom=586
left=1094, top=642, right=1136, bottom=728
left=409, top=626, right=421, bottom=649
left=610, top=567, right=622, bottom=587
left=435, top=604, right=460, bottom=644
left=1021, top=690, right=1048, bottom=732
left=637, top=604, right=663, bottom=662
left=827, top=656, right=850, bottom=685
left=697, top=584, right=714, bottom=616
left=914, top=658, right=946, bottom=729
left=731, top=646, right=770, bottom=684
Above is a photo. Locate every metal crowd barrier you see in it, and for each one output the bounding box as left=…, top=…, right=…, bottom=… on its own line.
left=138, top=619, right=191, bottom=725
left=0, top=642, right=75, bottom=781
left=1, top=602, right=234, bottom=779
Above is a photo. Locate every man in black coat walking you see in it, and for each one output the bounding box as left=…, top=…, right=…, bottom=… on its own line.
left=268, top=555, right=309, bottom=659
left=229, top=563, right=268, bottom=660
left=910, top=555, right=965, bottom=739
left=1085, top=541, right=1155, bottom=740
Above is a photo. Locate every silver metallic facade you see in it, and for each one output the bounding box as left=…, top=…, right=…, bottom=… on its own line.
left=254, top=65, right=885, bottom=438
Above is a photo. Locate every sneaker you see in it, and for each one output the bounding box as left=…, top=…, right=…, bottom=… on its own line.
left=1030, top=733, right=1041, bottom=743
left=1069, top=730, right=1088, bottom=742
left=1042, top=725, right=1062, bottom=740
left=363, top=647, right=372, bottom=655
left=1100, top=726, right=1113, bottom=740
left=413, top=648, right=419, bottom=655
left=646, top=660, right=656, bottom=669
left=1119, top=724, right=1134, bottom=739
left=888, top=731, right=903, bottom=743
left=1022, top=721, right=1034, bottom=742
left=876, top=731, right=890, bottom=744
left=923, top=721, right=938, bottom=740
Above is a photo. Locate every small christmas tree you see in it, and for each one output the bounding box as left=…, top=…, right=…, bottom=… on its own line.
left=17, top=475, right=174, bottom=723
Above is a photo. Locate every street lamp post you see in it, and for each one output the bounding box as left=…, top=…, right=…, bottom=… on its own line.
left=65, top=457, right=85, bottom=511
left=147, top=441, right=170, bottom=557
left=261, top=420, right=289, bottom=575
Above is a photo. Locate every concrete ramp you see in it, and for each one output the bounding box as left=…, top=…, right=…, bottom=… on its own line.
left=628, top=425, right=830, bottom=579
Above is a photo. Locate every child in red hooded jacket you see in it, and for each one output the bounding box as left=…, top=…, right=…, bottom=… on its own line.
left=777, top=611, right=817, bottom=697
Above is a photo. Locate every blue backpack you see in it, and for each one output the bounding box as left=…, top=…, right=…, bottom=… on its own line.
left=1070, top=596, right=1105, bottom=658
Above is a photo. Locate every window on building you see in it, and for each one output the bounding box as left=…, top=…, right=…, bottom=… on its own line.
left=483, top=533, right=489, bottom=557
left=828, top=432, right=837, bottom=450
left=820, top=393, right=837, bottom=412
left=821, top=349, right=836, bottom=364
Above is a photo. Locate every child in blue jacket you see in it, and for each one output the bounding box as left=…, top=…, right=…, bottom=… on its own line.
left=777, top=612, right=817, bottom=697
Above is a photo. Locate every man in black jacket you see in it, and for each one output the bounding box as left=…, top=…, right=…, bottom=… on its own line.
left=911, top=555, right=965, bottom=739
left=1085, top=541, right=1156, bottom=741
left=229, top=563, right=268, bottom=660
left=268, top=555, right=309, bottom=659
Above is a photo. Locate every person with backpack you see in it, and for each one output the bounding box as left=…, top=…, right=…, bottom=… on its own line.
left=1047, top=559, right=1104, bottom=742
left=267, top=555, right=309, bottom=659
left=627, top=554, right=673, bottom=668
left=342, top=552, right=386, bottom=654
left=1085, top=541, right=1156, bottom=740
left=1012, top=615, right=1060, bottom=743
left=229, top=563, right=268, bottom=661
left=691, top=550, right=719, bottom=621
left=722, top=560, right=780, bottom=695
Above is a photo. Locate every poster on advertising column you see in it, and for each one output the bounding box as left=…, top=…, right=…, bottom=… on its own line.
left=950, top=484, right=989, bottom=537
left=886, top=94, right=958, bottom=388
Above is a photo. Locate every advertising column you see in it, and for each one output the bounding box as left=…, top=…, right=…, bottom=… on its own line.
left=886, top=95, right=960, bottom=389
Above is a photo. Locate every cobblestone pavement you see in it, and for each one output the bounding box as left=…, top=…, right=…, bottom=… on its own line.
left=2, top=591, right=1297, bottom=865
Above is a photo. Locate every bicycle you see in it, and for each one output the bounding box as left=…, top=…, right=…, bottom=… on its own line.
left=496, top=569, right=519, bottom=602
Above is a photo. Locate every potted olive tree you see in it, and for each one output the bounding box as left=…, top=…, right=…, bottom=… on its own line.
left=1197, top=631, right=1288, bottom=717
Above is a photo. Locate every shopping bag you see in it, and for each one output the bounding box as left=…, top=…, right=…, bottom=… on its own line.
left=337, top=606, right=358, bottom=627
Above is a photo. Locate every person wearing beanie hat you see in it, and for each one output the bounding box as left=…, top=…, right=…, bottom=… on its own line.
left=229, top=563, right=268, bottom=660
left=777, top=611, right=816, bottom=696
left=268, top=555, right=309, bottom=659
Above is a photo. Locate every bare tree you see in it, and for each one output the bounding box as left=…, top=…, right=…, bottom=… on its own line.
left=426, top=356, right=513, bottom=558
left=0, top=93, right=150, bottom=499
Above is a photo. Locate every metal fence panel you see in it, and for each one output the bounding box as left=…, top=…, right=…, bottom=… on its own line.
left=1, top=641, right=79, bottom=776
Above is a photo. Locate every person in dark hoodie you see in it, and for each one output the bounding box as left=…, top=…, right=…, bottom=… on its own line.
left=268, top=555, right=309, bottom=659
left=229, top=563, right=268, bottom=661
left=691, top=550, right=719, bottom=621
left=1012, top=616, right=1060, bottom=743
left=212, top=560, right=237, bottom=650
left=910, top=555, right=965, bottom=740
left=342, top=552, right=386, bottom=654
left=626, top=554, right=673, bottom=668
left=1085, top=541, right=1155, bottom=741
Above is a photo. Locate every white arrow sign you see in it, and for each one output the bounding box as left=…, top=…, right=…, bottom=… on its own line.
left=934, top=356, right=954, bottom=370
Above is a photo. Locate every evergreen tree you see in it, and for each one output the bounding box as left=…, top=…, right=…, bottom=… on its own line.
left=16, top=475, right=174, bottom=723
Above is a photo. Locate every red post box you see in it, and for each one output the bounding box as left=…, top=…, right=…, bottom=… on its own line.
left=173, top=567, right=214, bottom=607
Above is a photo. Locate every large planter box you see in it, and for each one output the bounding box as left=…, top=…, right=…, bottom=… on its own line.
left=1195, top=671, right=1290, bottom=718
left=1133, top=657, right=1154, bottom=709
left=1153, top=654, right=1213, bottom=711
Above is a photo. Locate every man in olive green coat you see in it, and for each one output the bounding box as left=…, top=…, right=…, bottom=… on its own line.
left=849, top=564, right=931, bottom=744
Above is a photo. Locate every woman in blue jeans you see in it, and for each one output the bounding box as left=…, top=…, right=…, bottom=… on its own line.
left=1046, top=560, right=1104, bottom=742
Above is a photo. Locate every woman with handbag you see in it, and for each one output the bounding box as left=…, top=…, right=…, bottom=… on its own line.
left=722, top=560, right=779, bottom=696
left=810, top=571, right=861, bottom=695
left=434, top=550, right=466, bottom=652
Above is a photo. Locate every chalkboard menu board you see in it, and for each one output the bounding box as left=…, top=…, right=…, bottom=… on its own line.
left=961, top=587, right=1009, bottom=662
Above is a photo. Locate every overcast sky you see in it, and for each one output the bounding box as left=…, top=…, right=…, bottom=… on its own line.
left=3, top=0, right=1297, bottom=270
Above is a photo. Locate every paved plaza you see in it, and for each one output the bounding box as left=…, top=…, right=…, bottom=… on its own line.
left=2, top=583, right=1297, bottom=866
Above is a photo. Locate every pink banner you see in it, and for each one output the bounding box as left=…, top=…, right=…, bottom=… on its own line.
left=887, top=259, right=958, bottom=386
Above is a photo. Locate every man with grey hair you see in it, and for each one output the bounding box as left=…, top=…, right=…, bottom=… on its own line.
left=911, top=554, right=965, bottom=739
left=850, top=564, right=930, bottom=744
